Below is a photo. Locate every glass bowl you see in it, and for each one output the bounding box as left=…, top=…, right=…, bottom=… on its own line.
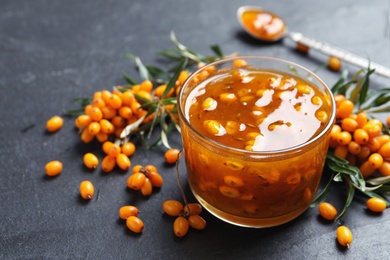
left=177, top=56, right=336, bottom=227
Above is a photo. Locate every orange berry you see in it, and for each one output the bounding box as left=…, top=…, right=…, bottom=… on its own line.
left=140, top=178, right=153, bottom=196
left=83, top=153, right=99, bottom=169
left=145, top=164, right=157, bottom=173
left=80, top=128, right=95, bottom=143
left=46, top=116, right=63, bottom=132
left=188, top=214, right=207, bottom=230
left=353, top=129, right=369, bottom=145
left=328, top=56, right=342, bottom=71
left=79, top=180, right=94, bottom=200
left=140, top=80, right=153, bottom=92
left=132, top=165, right=143, bottom=175
left=341, top=118, right=358, bottom=132
left=96, top=132, right=108, bottom=143
left=102, top=141, right=114, bottom=154
left=119, top=205, right=139, bottom=220
left=336, top=226, right=353, bottom=247
left=121, top=142, right=136, bottom=157
left=318, top=202, right=337, bottom=221
left=136, top=90, right=152, bottom=101
left=84, top=104, right=92, bottom=116
left=164, top=148, right=181, bottom=164
left=334, top=145, right=348, bottom=159
left=121, top=91, right=135, bottom=106
left=232, top=59, right=248, bottom=68
left=368, top=153, right=383, bottom=169
left=379, top=161, right=390, bottom=176
left=366, top=197, right=387, bottom=213
left=173, top=216, right=189, bottom=237
left=75, top=115, right=92, bottom=128
left=87, top=121, right=101, bottom=136
left=111, top=116, right=127, bottom=128
left=107, top=143, right=121, bottom=158
left=363, top=123, right=382, bottom=139
left=108, top=94, right=123, bottom=109
left=336, top=99, right=354, bottom=119
left=128, top=172, right=146, bottom=190
left=45, top=160, right=63, bottom=176
left=126, top=216, right=144, bottom=233
left=183, top=203, right=202, bottom=216
left=101, top=106, right=117, bottom=119
left=356, top=112, right=368, bottom=128
left=118, top=106, right=133, bottom=119
left=357, top=145, right=371, bottom=159
left=90, top=107, right=103, bottom=121
left=101, top=90, right=112, bottom=104
left=101, top=155, right=116, bottom=172
left=163, top=200, right=184, bottom=217
left=92, top=98, right=105, bottom=109
left=337, top=131, right=352, bottom=146
left=147, top=171, right=163, bottom=188
left=378, top=141, right=390, bottom=158
left=99, top=119, right=115, bottom=134
left=347, top=141, right=361, bottom=155
left=359, top=161, right=376, bottom=178
left=116, top=153, right=131, bottom=170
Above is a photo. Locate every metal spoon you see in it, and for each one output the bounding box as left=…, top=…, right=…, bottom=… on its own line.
left=237, top=6, right=390, bottom=78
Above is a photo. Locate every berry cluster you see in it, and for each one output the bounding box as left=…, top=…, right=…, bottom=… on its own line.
left=127, top=165, right=164, bottom=196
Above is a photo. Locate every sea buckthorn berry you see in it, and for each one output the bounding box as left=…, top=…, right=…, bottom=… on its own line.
left=334, top=145, right=348, bottom=159
left=318, top=202, right=337, bottom=221
left=378, top=141, right=390, bottom=158
left=118, top=106, right=133, bottom=119
left=387, top=115, right=390, bottom=128
left=140, top=80, right=153, bottom=92
left=121, top=142, right=136, bottom=157
left=100, top=119, right=115, bottom=134
left=119, top=205, right=139, bottom=220
left=368, top=153, right=383, bottom=169
left=337, top=131, right=352, bottom=146
left=233, top=59, right=248, bottom=67
left=80, top=128, right=95, bottom=143
left=336, top=99, right=354, bottom=119
left=183, top=203, right=202, bottom=216
left=164, top=148, right=181, bottom=164
left=347, top=141, right=361, bottom=155
left=220, top=93, right=237, bottom=103
left=203, top=120, right=225, bottom=136
left=376, top=134, right=390, bottom=146
left=101, top=106, right=117, bottom=119
left=334, top=94, right=346, bottom=107
left=357, top=145, right=371, bottom=159
left=330, top=124, right=341, bottom=141
left=93, top=91, right=102, bottom=101
left=346, top=153, right=357, bottom=166
left=121, top=91, right=135, bottom=106
left=108, top=94, right=123, bottom=109
left=173, top=216, right=189, bottom=237
left=379, top=161, right=390, bottom=176
left=315, top=110, right=328, bottom=123
left=328, top=56, right=342, bottom=71
left=107, top=143, right=121, bottom=158
left=96, top=132, right=108, bottom=143
left=76, top=115, right=92, bottom=128
left=83, top=153, right=99, bottom=169
left=90, top=107, right=103, bottom=121
left=45, top=160, right=63, bottom=176
left=147, top=171, right=163, bottom=188
left=79, top=180, right=94, bottom=200
left=353, top=129, right=369, bottom=145
left=356, top=112, right=368, bottom=128
left=101, top=90, right=112, bottom=104
left=102, top=141, right=114, bottom=154
left=163, top=200, right=184, bottom=217
left=84, top=104, right=92, bottom=116
left=366, top=197, right=387, bottom=213
left=137, top=90, right=153, bottom=101
left=363, top=123, right=382, bottom=139
left=368, top=118, right=383, bottom=129
left=101, top=155, right=116, bottom=172
left=140, top=178, right=153, bottom=196
left=359, top=161, right=376, bottom=178
left=341, top=118, right=358, bottom=132
left=132, top=165, right=143, bottom=175
left=224, top=175, right=244, bottom=188
left=126, top=216, right=144, bottom=233
left=336, top=226, right=353, bottom=248
left=92, top=98, right=105, bottom=109
left=128, top=172, right=146, bottom=190
left=219, top=185, right=240, bottom=198
left=366, top=137, right=381, bottom=152
left=111, top=116, right=126, bottom=128
left=116, top=153, right=131, bottom=170
left=87, top=121, right=101, bottom=135
left=46, top=116, right=63, bottom=132
left=188, top=215, right=207, bottom=230
left=145, top=164, right=157, bottom=173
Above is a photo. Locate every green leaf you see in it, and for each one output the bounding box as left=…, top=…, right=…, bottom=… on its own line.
left=310, top=173, right=334, bottom=207
left=122, top=72, right=137, bottom=85
left=334, top=180, right=355, bottom=222
left=162, top=58, right=188, bottom=98
left=360, top=190, right=390, bottom=207
left=358, top=68, right=375, bottom=109
left=366, top=176, right=390, bottom=186
left=210, top=44, right=223, bottom=58
left=124, top=54, right=151, bottom=81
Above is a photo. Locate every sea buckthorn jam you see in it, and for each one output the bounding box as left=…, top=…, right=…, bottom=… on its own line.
left=178, top=57, right=335, bottom=227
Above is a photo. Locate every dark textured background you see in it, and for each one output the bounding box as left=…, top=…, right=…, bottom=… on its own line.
left=1, top=0, right=390, bottom=259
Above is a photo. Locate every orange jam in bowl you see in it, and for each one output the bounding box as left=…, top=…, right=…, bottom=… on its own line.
left=177, top=56, right=336, bottom=228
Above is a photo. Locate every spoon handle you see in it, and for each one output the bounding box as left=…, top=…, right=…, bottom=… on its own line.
left=288, top=32, right=390, bottom=78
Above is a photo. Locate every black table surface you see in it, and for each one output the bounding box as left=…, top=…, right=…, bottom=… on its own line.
left=1, top=0, right=390, bottom=259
